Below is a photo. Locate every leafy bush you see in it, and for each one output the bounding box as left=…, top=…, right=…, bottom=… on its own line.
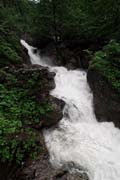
left=0, top=0, right=36, bottom=67
left=0, top=40, right=21, bottom=66
left=0, top=70, right=53, bottom=164
left=90, top=40, right=120, bottom=92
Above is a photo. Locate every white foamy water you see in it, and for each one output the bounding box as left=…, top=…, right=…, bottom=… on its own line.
left=21, top=40, right=120, bottom=180
left=20, top=40, right=53, bottom=66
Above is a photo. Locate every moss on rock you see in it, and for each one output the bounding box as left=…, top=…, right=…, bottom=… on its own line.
left=0, top=64, right=64, bottom=168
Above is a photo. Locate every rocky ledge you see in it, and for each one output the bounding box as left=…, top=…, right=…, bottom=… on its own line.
left=0, top=64, right=65, bottom=128
left=87, top=68, right=120, bottom=128
left=0, top=64, right=89, bottom=180
left=17, top=153, right=88, bottom=180
left=0, top=64, right=65, bottom=180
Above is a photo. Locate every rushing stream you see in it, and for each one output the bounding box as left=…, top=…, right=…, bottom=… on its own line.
left=21, top=40, right=120, bottom=180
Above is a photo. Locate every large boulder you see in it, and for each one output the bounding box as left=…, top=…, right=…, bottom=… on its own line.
left=42, top=95, right=65, bottom=127
left=0, top=64, right=64, bottom=128
left=16, top=153, right=88, bottom=180
left=87, top=69, right=120, bottom=128
left=0, top=64, right=65, bottom=180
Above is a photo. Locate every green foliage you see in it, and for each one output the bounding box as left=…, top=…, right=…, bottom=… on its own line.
left=0, top=40, right=21, bottom=66
left=0, top=0, right=36, bottom=67
left=90, top=40, right=120, bottom=92
left=31, top=0, right=120, bottom=45
left=0, top=70, right=53, bottom=164
left=0, top=0, right=120, bottom=167
left=1, top=0, right=120, bottom=50
left=32, top=0, right=86, bottom=44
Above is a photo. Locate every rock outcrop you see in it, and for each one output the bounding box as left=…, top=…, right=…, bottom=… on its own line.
left=40, top=43, right=90, bottom=70
left=87, top=68, right=120, bottom=128
left=1, top=64, right=64, bottom=128
left=0, top=64, right=89, bottom=180
left=0, top=64, right=65, bottom=180
left=17, top=153, right=88, bottom=180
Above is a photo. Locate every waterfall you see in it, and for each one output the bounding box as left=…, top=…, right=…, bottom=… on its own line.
left=20, top=40, right=53, bottom=66
left=21, top=40, right=120, bottom=180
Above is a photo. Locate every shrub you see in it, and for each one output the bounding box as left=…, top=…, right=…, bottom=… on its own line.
left=90, top=40, right=120, bottom=92
left=0, top=70, right=53, bottom=164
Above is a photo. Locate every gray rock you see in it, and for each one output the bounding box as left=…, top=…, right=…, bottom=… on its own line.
left=1, top=64, right=64, bottom=129
left=42, top=95, right=65, bottom=127
left=17, top=154, right=88, bottom=180
left=87, top=69, right=120, bottom=127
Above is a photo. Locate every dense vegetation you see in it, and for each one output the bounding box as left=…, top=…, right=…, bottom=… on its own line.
left=0, top=0, right=120, bottom=167
left=0, top=67, right=54, bottom=164
left=0, top=0, right=35, bottom=67
left=33, top=0, right=120, bottom=45
left=90, top=40, right=120, bottom=93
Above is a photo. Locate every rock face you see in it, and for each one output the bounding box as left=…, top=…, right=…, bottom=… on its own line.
left=40, top=43, right=90, bottom=70
left=87, top=69, right=120, bottom=128
left=43, top=95, right=65, bottom=127
left=17, top=153, right=88, bottom=180
left=59, top=47, right=89, bottom=70
left=2, top=64, right=88, bottom=180
left=1, top=64, right=64, bottom=128
left=0, top=64, right=65, bottom=180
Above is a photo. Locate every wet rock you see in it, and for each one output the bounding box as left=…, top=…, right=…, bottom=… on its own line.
left=17, top=153, right=88, bottom=180
left=65, top=63, right=76, bottom=70
left=60, top=172, right=89, bottom=180
left=87, top=68, right=120, bottom=128
left=0, top=64, right=64, bottom=129
left=0, top=64, right=65, bottom=180
left=65, top=57, right=78, bottom=70
left=42, top=95, right=65, bottom=127
left=60, top=48, right=89, bottom=70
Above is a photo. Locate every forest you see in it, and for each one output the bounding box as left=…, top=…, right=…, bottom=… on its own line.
left=0, top=0, right=120, bottom=89
left=0, top=0, right=120, bottom=179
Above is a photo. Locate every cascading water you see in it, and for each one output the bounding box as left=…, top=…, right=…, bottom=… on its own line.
left=21, top=40, right=120, bottom=180
left=20, top=40, right=53, bottom=66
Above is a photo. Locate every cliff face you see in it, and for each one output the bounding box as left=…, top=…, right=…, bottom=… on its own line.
left=0, top=64, right=64, bottom=128
left=3, top=64, right=88, bottom=180
left=87, top=69, right=120, bottom=128
left=0, top=64, right=64, bottom=180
